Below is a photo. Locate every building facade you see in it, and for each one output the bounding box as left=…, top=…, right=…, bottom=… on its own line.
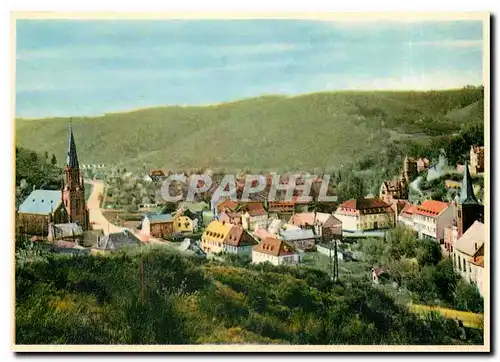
left=141, top=213, right=174, bottom=239
left=201, top=220, right=257, bottom=255
left=288, top=212, right=342, bottom=240
left=252, top=237, right=300, bottom=266
left=453, top=221, right=485, bottom=296
left=334, top=198, right=395, bottom=233
left=413, top=200, right=455, bottom=242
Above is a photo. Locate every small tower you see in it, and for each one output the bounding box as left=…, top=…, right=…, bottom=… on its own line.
left=457, top=162, right=483, bottom=237
left=62, top=120, right=89, bottom=230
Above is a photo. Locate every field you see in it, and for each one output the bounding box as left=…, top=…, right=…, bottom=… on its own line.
left=409, top=304, right=483, bottom=329
left=15, top=88, right=483, bottom=173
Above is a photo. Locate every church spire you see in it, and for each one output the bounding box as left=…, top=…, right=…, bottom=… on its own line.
left=459, top=161, right=479, bottom=205
left=66, top=119, right=80, bottom=169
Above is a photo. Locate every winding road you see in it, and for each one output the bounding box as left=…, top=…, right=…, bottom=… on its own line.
left=86, top=180, right=124, bottom=235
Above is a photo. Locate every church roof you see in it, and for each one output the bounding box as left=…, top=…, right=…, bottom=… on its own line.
left=18, top=190, right=62, bottom=215
left=66, top=123, right=80, bottom=169
left=459, top=163, right=479, bottom=205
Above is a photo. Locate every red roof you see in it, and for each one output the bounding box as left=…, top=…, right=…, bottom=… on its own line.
left=340, top=198, right=390, bottom=211
left=400, top=203, right=418, bottom=217
left=415, top=200, right=449, bottom=217
left=244, top=202, right=267, bottom=216
left=216, top=199, right=238, bottom=212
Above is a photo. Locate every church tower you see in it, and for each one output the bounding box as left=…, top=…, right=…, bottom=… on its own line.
left=457, top=162, right=483, bottom=237
left=62, top=121, right=89, bottom=230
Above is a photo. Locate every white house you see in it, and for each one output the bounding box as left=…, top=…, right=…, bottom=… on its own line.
left=252, top=237, right=300, bottom=266
left=413, top=200, right=455, bottom=243
left=453, top=221, right=485, bottom=297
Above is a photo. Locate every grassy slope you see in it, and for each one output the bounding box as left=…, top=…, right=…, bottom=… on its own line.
left=15, top=89, right=483, bottom=173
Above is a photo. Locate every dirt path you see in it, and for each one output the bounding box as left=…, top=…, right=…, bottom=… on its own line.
left=86, top=180, right=125, bottom=235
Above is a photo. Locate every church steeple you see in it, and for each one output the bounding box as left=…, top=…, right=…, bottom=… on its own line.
left=66, top=120, right=79, bottom=169
left=459, top=162, right=479, bottom=205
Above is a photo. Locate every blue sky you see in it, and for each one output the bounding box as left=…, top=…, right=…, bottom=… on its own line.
left=16, top=19, right=483, bottom=118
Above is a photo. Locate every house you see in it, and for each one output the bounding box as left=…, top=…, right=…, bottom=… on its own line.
left=443, top=223, right=459, bottom=255
left=148, top=169, right=166, bottom=181
left=252, top=237, right=300, bottom=266
left=48, top=222, right=83, bottom=242
left=201, top=220, right=257, bottom=256
left=81, top=229, right=105, bottom=247
left=288, top=212, right=342, bottom=240
left=398, top=203, right=418, bottom=229
left=241, top=202, right=268, bottom=231
left=416, top=157, right=430, bottom=173
left=267, top=201, right=295, bottom=219
left=469, top=146, right=484, bottom=175
left=452, top=221, right=485, bottom=296
left=173, top=215, right=194, bottom=234
left=177, top=201, right=209, bottom=227
left=17, top=190, right=68, bottom=235
left=334, top=198, right=395, bottom=233
left=278, top=228, right=318, bottom=251
left=379, top=179, right=407, bottom=205
left=267, top=218, right=286, bottom=235
left=219, top=210, right=243, bottom=226
left=371, top=267, right=389, bottom=284
left=95, top=229, right=141, bottom=251
left=444, top=180, right=461, bottom=190
left=140, top=213, right=174, bottom=239
left=178, top=238, right=206, bottom=258
left=216, top=199, right=239, bottom=214
left=413, top=200, right=455, bottom=243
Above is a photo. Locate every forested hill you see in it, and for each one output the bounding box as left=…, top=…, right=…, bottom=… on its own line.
left=15, top=87, right=484, bottom=173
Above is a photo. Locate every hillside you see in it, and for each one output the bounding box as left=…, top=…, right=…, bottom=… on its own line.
left=15, top=88, right=484, bottom=173
left=15, top=244, right=483, bottom=345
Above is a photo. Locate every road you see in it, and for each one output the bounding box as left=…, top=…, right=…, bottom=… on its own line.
left=86, top=180, right=171, bottom=246
left=86, top=180, right=125, bottom=235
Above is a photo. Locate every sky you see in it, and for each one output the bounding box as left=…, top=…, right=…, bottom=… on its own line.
left=15, top=19, right=483, bottom=118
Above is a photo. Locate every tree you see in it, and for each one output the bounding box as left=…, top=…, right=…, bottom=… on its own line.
left=51, top=154, right=57, bottom=166
left=454, top=279, right=484, bottom=313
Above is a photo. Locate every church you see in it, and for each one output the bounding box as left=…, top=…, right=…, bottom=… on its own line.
left=17, top=123, right=89, bottom=236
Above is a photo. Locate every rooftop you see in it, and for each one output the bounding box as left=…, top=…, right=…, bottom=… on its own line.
left=339, top=198, right=391, bottom=211
left=253, top=237, right=297, bottom=257
left=144, top=213, right=173, bottom=223
left=18, top=190, right=62, bottom=215
left=455, top=221, right=485, bottom=256
left=415, top=200, right=449, bottom=217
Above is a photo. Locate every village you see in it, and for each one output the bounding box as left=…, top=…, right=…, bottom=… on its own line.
left=15, top=122, right=486, bottom=304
